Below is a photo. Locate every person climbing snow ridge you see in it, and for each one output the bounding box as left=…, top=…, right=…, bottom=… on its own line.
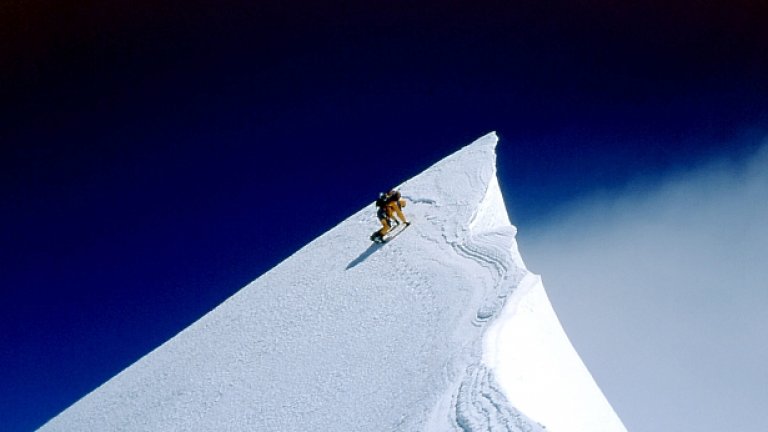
left=370, top=189, right=410, bottom=243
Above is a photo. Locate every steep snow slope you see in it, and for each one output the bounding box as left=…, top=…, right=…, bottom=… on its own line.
left=41, top=133, right=626, bottom=432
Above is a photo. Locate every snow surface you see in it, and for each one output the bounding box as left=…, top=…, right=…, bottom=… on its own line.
left=40, top=132, right=626, bottom=432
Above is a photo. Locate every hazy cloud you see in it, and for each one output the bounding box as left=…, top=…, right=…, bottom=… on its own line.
left=518, top=139, right=768, bottom=432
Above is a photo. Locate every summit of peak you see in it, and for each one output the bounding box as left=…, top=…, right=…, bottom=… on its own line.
left=41, top=133, right=625, bottom=432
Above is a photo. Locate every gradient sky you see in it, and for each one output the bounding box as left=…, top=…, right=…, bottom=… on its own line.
left=2, top=1, right=767, bottom=431
left=520, top=141, right=768, bottom=431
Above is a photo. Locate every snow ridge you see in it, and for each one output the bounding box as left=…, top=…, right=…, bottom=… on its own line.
left=431, top=147, right=534, bottom=431
left=41, top=132, right=625, bottom=432
left=391, top=133, right=541, bottom=430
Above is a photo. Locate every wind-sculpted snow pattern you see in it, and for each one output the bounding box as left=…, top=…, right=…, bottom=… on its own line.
left=41, top=133, right=626, bottom=432
left=454, top=365, right=543, bottom=432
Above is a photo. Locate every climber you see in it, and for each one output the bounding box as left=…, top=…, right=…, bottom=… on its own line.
left=370, top=190, right=410, bottom=243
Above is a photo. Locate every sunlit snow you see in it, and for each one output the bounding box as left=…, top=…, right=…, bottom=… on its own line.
left=41, top=133, right=626, bottom=432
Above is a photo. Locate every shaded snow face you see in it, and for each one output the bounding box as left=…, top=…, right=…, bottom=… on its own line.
left=41, top=133, right=626, bottom=432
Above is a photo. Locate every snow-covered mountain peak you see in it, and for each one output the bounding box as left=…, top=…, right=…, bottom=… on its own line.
left=41, top=132, right=626, bottom=432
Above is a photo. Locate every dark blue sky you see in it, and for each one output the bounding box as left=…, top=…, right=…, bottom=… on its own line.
left=2, top=1, right=766, bottom=430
